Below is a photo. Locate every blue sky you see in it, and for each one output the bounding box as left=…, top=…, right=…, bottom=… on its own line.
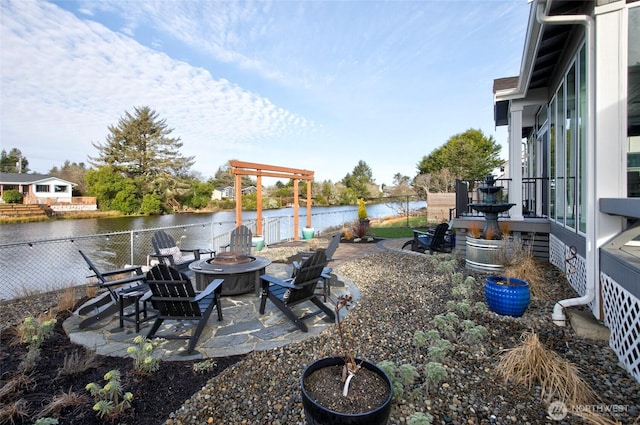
left=0, top=0, right=530, bottom=186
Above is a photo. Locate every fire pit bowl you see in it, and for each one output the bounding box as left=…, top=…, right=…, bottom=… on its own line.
left=190, top=254, right=272, bottom=296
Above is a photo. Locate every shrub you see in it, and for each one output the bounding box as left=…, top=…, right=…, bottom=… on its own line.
left=126, top=336, right=161, bottom=374
left=2, top=189, right=23, bottom=204
left=357, top=198, right=367, bottom=220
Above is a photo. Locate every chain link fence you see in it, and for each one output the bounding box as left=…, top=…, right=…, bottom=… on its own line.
left=0, top=220, right=272, bottom=301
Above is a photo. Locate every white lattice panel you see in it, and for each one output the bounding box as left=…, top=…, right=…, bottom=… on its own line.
left=601, top=273, right=640, bottom=383
left=549, top=235, right=589, bottom=304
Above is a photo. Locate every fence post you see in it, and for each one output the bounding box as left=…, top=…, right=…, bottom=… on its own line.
left=130, top=230, right=134, bottom=265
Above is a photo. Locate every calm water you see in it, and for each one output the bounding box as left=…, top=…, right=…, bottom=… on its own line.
left=0, top=201, right=425, bottom=244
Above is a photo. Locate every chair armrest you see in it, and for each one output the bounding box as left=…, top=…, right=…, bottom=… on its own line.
left=101, top=265, right=143, bottom=277
left=260, top=274, right=297, bottom=289
left=103, top=274, right=146, bottom=288
left=149, top=253, right=173, bottom=263
left=195, top=278, right=224, bottom=301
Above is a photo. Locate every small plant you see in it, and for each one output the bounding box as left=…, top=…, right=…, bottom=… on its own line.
left=56, top=286, right=77, bottom=312
left=19, top=316, right=57, bottom=350
left=192, top=359, right=217, bottom=374
left=0, top=373, right=34, bottom=399
left=377, top=361, right=418, bottom=402
left=127, top=335, right=162, bottom=374
left=0, top=399, right=30, bottom=424
left=424, top=362, right=448, bottom=393
left=462, top=324, right=489, bottom=344
left=408, top=412, right=434, bottom=425
left=332, top=294, right=361, bottom=397
left=412, top=330, right=428, bottom=348
left=427, top=339, right=453, bottom=362
left=34, top=418, right=59, bottom=425
left=85, top=369, right=133, bottom=419
left=468, top=221, right=482, bottom=238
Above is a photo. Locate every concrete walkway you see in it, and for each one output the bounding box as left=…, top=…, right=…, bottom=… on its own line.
left=63, top=239, right=406, bottom=361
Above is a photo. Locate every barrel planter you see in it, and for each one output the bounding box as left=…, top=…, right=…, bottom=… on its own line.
left=484, top=276, right=531, bottom=317
left=465, top=237, right=506, bottom=272
left=301, top=357, right=393, bottom=425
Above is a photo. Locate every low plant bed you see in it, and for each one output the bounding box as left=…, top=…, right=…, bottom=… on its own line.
left=0, top=309, right=244, bottom=425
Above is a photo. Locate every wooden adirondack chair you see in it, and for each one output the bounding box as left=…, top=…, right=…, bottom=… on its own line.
left=145, top=264, right=224, bottom=354
left=76, top=250, right=148, bottom=329
left=150, top=230, right=215, bottom=273
left=401, top=222, right=452, bottom=254
left=223, top=225, right=252, bottom=254
left=293, top=234, right=340, bottom=301
left=259, top=250, right=335, bottom=332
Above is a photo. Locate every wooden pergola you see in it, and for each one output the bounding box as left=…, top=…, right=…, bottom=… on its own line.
left=229, top=160, right=314, bottom=240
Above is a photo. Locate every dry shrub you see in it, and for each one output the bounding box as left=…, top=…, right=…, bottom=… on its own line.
left=498, top=221, right=512, bottom=236
left=36, top=310, right=56, bottom=323
left=57, top=286, right=78, bottom=312
left=38, top=389, right=89, bottom=418
left=342, top=227, right=353, bottom=241
left=0, top=399, right=30, bottom=424
left=468, top=221, right=482, bottom=238
left=57, top=349, right=100, bottom=377
left=497, top=331, right=597, bottom=408
left=485, top=227, right=497, bottom=240
left=0, top=373, right=34, bottom=399
left=85, top=284, right=98, bottom=299
left=504, top=256, right=546, bottom=299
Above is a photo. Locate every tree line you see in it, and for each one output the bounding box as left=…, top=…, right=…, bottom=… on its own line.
left=1, top=106, right=502, bottom=214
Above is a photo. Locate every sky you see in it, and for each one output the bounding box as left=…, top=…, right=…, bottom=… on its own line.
left=0, top=0, right=530, bottom=187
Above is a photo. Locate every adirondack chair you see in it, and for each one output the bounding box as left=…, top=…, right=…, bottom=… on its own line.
left=222, top=225, right=252, bottom=254
left=401, top=222, right=452, bottom=254
left=259, top=250, right=335, bottom=332
left=145, top=264, right=224, bottom=354
left=293, top=234, right=341, bottom=301
left=76, top=250, right=148, bottom=329
left=150, top=230, right=215, bottom=273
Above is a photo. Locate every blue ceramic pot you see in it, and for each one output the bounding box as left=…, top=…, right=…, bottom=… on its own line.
left=484, top=276, right=531, bottom=317
left=302, top=227, right=315, bottom=240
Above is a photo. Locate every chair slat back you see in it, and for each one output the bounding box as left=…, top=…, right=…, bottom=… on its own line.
left=287, top=250, right=327, bottom=304
left=79, top=250, right=107, bottom=284
left=229, top=225, right=252, bottom=254
left=430, top=223, right=450, bottom=250
left=151, top=230, right=177, bottom=252
left=325, top=234, right=340, bottom=260
left=146, top=264, right=201, bottom=317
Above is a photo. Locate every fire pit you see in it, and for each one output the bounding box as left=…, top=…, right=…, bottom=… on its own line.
left=189, top=253, right=272, bottom=296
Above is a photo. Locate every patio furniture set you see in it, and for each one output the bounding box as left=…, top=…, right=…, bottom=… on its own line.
left=76, top=228, right=339, bottom=354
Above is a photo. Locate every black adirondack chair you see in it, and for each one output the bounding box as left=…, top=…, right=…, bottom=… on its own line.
left=401, top=222, right=452, bottom=254
left=77, top=250, right=148, bottom=329
left=222, top=225, right=252, bottom=254
left=293, top=234, right=341, bottom=301
left=259, top=250, right=335, bottom=332
left=150, top=230, right=215, bottom=273
left=145, top=264, right=224, bottom=354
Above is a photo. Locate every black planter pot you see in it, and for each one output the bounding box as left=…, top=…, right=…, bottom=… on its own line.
left=301, top=357, right=393, bottom=425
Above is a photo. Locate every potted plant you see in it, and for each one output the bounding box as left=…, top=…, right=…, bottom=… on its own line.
left=484, top=235, right=541, bottom=317
left=301, top=294, right=393, bottom=424
left=302, top=227, right=315, bottom=240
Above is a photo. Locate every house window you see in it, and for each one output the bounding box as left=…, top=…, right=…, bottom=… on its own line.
left=555, top=81, right=566, bottom=225
left=628, top=5, right=640, bottom=198
left=579, top=45, right=587, bottom=233
left=566, top=61, right=577, bottom=230
left=35, top=185, right=49, bottom=193
left=54, top=185, right=68, bottom=193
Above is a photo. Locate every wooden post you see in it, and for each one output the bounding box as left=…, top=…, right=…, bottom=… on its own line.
left=306, top=180, right=312, bottom=228
left=293, top=179, right=299, bottom=240
left=256, top=175, right=263, bottom=235
left=235, top=174, right=242, bottom=227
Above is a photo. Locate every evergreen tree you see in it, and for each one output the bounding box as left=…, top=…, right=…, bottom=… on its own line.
left=89, top=106, right=195, bottom=196
left=342, top=160, right=376, bottom=199
left=0, top=148, right=29, bottom=173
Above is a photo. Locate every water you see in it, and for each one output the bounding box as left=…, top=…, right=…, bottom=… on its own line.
left=0, top=201, right=425, bottom=244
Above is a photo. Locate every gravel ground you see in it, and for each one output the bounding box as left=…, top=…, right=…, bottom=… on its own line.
left=168, top=251, right=639, bottom=425
left=3, top=246, right=639, bottom=425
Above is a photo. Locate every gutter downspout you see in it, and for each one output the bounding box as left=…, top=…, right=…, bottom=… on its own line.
left=534, top=1, right=596, bottom=326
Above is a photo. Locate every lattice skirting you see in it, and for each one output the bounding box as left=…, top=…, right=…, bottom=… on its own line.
left=549, top=235, right=590, bottom=308
left=601, top=273, right=640, bottom=383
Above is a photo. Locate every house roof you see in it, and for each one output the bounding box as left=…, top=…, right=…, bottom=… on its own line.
left=494, top=0, right=593, bottom=128
left=0, top=172, right=76, bottom=186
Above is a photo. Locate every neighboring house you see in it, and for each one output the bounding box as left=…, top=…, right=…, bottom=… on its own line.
left=0, top=172, right=75, bottom=204
left=0, top=172, right=96, bottom=211
left=211, top=185, right=257, bottom=200
left=463, top=0, right=639, bottom=382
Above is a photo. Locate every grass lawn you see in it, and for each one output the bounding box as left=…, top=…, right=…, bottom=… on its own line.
left=369, top=216, right=435, bottom=238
